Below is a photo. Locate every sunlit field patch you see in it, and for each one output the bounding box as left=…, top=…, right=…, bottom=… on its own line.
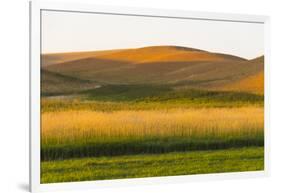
left=41, top=107, right=263, bottom=160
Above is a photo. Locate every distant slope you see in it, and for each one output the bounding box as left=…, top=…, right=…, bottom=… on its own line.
left=41, top=70, right=100, bottom=96
left=221, top=71, right=264, bottom=94
left=41, top=49, right=122, bottom=66
left=42, top=46, right=263, bottom=94
left=219, top=56, right=264, bottom=94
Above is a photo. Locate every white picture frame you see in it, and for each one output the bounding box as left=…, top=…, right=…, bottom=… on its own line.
left=30, top=1, right=270, bottom=192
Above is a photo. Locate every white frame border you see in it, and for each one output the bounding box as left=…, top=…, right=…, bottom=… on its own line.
left=30, top=1, right=270, bottom=192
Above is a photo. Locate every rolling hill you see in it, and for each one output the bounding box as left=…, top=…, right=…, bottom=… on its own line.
left=220, top=56, right=264, bottom=94
left=41, top=46, right=264, bottom=95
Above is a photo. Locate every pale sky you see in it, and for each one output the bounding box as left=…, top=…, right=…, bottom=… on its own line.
left=41, top=10, right=264, bottom=59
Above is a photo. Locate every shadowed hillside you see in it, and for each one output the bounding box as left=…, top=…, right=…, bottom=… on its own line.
left=41, top=70, right=100, bottom=96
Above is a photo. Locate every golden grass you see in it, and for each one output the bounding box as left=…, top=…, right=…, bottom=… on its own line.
left=42, top=107, right=264, bottom=144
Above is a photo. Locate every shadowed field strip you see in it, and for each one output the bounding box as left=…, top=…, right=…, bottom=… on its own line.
left=41, top=147, right=264, bottom=183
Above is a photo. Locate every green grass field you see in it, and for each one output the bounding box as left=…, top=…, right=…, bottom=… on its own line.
left=41, top=147, right=264, bottom=183
left=41, top=87, right=263, bottom=113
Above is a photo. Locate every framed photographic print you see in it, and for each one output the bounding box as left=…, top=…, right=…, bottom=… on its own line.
left=30, top=1, right=270, bottom=192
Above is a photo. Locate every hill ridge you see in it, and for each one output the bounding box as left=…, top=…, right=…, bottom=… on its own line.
left=42, top=45, right=247, bottom=66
